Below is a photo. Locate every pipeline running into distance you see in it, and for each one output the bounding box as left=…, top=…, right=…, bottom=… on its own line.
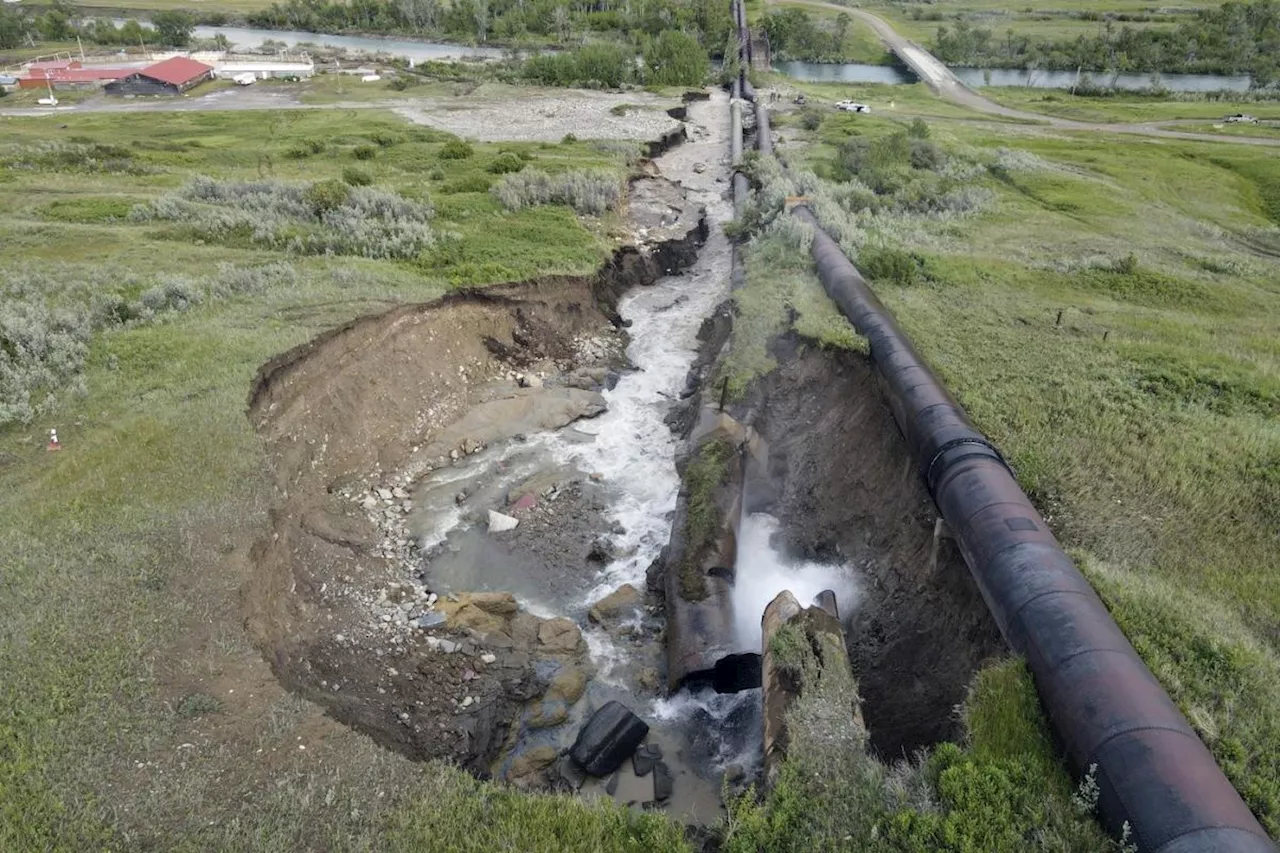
left=729, top=2, right=1276, bottom=850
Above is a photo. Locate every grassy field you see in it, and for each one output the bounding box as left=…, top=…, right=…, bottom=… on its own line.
left=861, top=0, right=1208, bottom=43
left=0, top=104, right=694, bottom=851
left=734, top=92, right=1280, bottom=841
left=981, top=87, right=1280, bottom=123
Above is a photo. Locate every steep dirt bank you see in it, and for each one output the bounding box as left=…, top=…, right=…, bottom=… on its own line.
left=243, top=174, right=707, bottom=774
left=739, top=336, right=1005, bottom=759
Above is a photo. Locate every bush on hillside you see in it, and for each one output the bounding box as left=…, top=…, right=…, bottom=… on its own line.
left=439, top=139, right=475, bottom=160
left=642, top=30, right=708, bottom=86
left=486, top=152, right=526, bottom=175
left=343, top=166, right=373, bottom=186
left=131, top=176, right=434, bottom=260
left=491, top=169, right=621, bottom=216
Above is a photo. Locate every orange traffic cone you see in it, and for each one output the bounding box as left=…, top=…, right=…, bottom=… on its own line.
left=47, top=428, right=61, bottom=452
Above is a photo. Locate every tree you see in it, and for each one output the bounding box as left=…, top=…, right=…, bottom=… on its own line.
left=643, top=29, right=708, bottom=86
left=0, top=8, right=27, bottom=50
left=152, top=10, right=194, bottom=47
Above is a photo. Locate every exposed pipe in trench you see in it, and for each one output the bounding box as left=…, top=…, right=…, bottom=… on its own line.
left=731, top=2, right=1275, bottom=847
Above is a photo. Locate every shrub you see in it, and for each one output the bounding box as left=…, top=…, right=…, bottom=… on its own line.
left=428, top=167, right=446, bottom=181
left=486, top=152, right=525, bottom=175
left=562, top=133, right=578, bottom=144
left=491, top=169, right=621, bottom=215
left=523, top=44, right=635, bottom=89
left=439, top=139, right=475, bottom=160
left=139, top=277, right=202, bottom=313
left=859, top=245, right=927, bottom=286
left=387, top=77, right=410, bottom=91
left=132, top=176, right=433, bottom=260
left=642, top=30, right=709, bottom=87
left=800, top=109, right=822, bottom=131
left=443, top=174, right=493, bottom=193
left=343, top=166, right=373, bottom=186
left=908, top=117, right=931, bottom=139
left=368, top=131, right=402, bottom=147
left=284, top=138, right=326, bottom=159
left=909, top=138, right=946, bottom=171
left=352, top=144, right=377, bottom=161
left=305, top=179, right=351, bottom=214
left=1111, top=252, right=1140, bottom=275
left=1, top=141, right=149, bottom=175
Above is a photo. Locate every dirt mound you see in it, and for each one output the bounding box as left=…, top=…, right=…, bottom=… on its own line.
left=243, top=177, right=706, bottom=773
left=740, top=336, right=1005, bottom=759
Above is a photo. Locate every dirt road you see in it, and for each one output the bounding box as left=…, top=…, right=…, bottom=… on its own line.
left=784, top=0, right=1280, bottom=147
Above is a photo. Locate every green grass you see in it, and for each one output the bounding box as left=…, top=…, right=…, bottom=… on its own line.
left=981, top=87, right=1280, bottom=123
left=858, top=0, right=1210, bottom=44
left=0, top=104, right=663, bottom=850
left=725, top=643, right=1122, bottom=851
left=733, top=97, right=1280, bottom=842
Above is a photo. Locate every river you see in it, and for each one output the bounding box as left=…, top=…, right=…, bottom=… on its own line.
left=192, top=24, right=509, bottom=62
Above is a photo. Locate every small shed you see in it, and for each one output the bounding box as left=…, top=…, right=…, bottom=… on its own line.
left=105, top=57, right=212, bottom=96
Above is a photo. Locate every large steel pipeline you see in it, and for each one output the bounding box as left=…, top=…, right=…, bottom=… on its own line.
left=730, top=2, right=1275, bottom=849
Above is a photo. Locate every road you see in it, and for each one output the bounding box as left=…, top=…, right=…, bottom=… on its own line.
left=783, top=0, right=1280, bottom=147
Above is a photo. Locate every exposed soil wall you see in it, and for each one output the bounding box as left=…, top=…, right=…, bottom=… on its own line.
left=738, top=336, right=1005, bottom=759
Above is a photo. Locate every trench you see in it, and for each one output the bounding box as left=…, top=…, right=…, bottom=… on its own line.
left=244, top=76, right=1003, bottom=828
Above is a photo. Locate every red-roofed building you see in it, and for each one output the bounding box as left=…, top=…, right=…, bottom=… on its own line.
left=17, top=63, right=135, bottom=90
left=105, top=57, right=213, bottom=96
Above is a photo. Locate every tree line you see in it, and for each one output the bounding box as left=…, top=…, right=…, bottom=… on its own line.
left=244, top=0, right=730, bottom=51
left=761, top=7, right=852, bottom=63
left=931, top=0, right=1279, bottom=86
left=0, top=2, right=196, bottom=50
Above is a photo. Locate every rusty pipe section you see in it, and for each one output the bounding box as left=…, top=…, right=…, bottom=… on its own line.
left=789, top=208, right=1274, bottom=853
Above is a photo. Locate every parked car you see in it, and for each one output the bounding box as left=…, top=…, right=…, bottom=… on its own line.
left=1223, top=113, right=1257, bottom=123
left=233, top=73, right=257, bottom=86
left=37, top=96, right=58, bottom=107
left=835, top=100, right=870, bottom=114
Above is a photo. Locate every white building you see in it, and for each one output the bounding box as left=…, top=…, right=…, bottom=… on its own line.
left=194, top=52, right=315, bottom=80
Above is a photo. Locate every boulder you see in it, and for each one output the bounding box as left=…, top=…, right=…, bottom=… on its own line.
left=470, top=591, right=519, bottom=616
left=587, top=536, right=616, bottom=564
left=588, top=584, right=642, bottom=627
left=527, top=699, right=569, bottom=729
left=488, top=510, right=519, bottom=532
left=652, top=760, right=674, bottom=802
left=569, top=701, right=650, bottom=777
left=538, top=618, right=584, bottom=654
left=632, top=742, right=662, bottom=777
left=505, top=745, right=559, bottom=787
left=547, top=667, right=588, bottom=705
left=554, top=754, right=587, bottom=790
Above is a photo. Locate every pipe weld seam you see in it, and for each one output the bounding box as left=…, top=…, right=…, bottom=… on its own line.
left=1008, top=586, right=1093, bottom=630
left=1086, top=722, right=1207, bottom=769
left=925, top=436, right=1008, bottom=488
left=1151, top=824, right=1275, bottom=853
